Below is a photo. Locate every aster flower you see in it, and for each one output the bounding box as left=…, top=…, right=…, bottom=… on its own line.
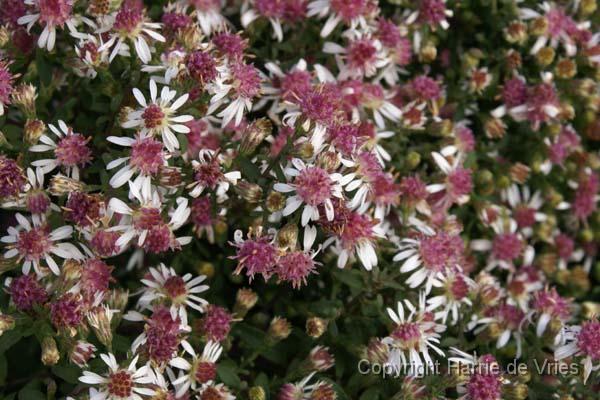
left=2, top=167, right=54, bottom=216
left=408, top=0, right=453, bottom=31
left=555, top=320, right=600, bottom=383
left=427, top=151, right=473, bottom=209
left=17, top=0, right=77, bottom=51
left=394, top=218, right=464, bottom=294
left=230, top=228, right=278, bottom=281
left=0, top=59, right=15, bottom=116
left=137, top=263, right=209, bottom=323
left=426, top=269, right=475, bottom=325
left=79, top=353, right=155, bottom=400
left=195, top=382, right=236, bottom=400
left=323, top=35, right=389, bottom=80
left=382, top=293, right=445, bottom=376
left=107, top=179, right=191, bottom=254
left=106, top=134, right=169, bottom=188
left=469, top=302, right=527, bottom=357
left=122, top=80, right=193, bottom=152
left=2, top=213, right=84, bottom=276
left=142, top=48, right=187, bottom=85
left=190, top=0, right=227, bottom=36
left=98, top=1, right=166, bottom=64
left=274, top=158, right=345, bottom=226
left=307, top=0, right=374, bottom=38
left=530, top=287, right=571, bottom=338
left=73, top=34, right=111, bottom=79
left=6, top=273, right=48, bottom=311
left=30, top=120, right=93, bottom=180
left=0, top=156, right=26, bottom=200
left=448, top=349, right=504, bottom=400
left=169, top=341, right=223, bottom=397
left=187, top=150, right=241, bottom=200
left=241, top=0, right=286, bottom=42
left=501, top=184, right=547, bottom=237
left=207, top=61, right=262, bottom=127
left=471, top=217, right=530, bottom=271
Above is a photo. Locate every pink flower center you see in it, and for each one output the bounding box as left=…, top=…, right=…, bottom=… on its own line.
left=491, top=233, right=522, bottom=262
left=278, top=70, right=312, bottom=102
left=231, top=63, right=261, bottom=98
left=419, top=233, right=463, bottom=272
left=55, top=134, right=92, bottom=167
left=17, top=227, right=51, bottom=261
left=446, top=168, right=472, bottom=199
left=107, top=370, right=134, bottom=398
left=419, top=0, right=448, bottom=25
left=38, top=0, right=73, bottom=27
left=187, top=51, right=218, bottom=83
left=347, top=39, right=377, bottom=72
left=294, top=166, right=333, bottom=206
left=255, top=0, right=285, bottom=18
left=194, top=361, right=217, bottom=384
left=194, top=160, right=223, bottom=189
left=276, top=251, right=316, bottom=288
left=391, top=322, right=421, bottom=349
left=514, top=206, right=536, bottom=228
left=142, top=104, right=166, bottom=129
left=577, top=321, right=600, bottom=360
left=163, top=275, right=188, bottom=301
left=113, top=5, right=142, bottom=33
left=449, top=275, right=469, bottom=300
left=330, top=0, right=367, bottom=22
left=130, top=137, right=164, bottom=175
left=466, top=372, right=502, bottom=400
left=133, top=207, right=164, bottom=230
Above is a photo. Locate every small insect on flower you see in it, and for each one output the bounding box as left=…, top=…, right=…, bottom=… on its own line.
left=79, top=353, right=156, bottom=400
left=17, top=0, right=77, bottom=51
left=30, top=120, right=93, bottom=180
left=122, top=80, right=193, bottom=152
left=2, top=213, right=83, bottom=276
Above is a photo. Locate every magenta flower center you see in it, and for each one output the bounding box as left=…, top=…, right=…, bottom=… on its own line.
left=163, top=275, right=188, bottom=301
left=142, top=104, right=166, bottom=129
left=491, top=233, right=522, bottom=262
left=577, top=321, right=600, bottom=361
left=107, top=370, right=134, bottom=398
left=391, top=322, right=421, bottom=349
left=38, top=0, right=73, bottom=27
left=347, top=39, right=377, bottom=72
left=294, top=167, right=333, bottom=206
left=17, top=227, right=51, bottom=261
left=130, top=137, right=164, bottom=175
left=330, top=0, right=367, bottom=22
left=55, top=134, right=92, bottom=167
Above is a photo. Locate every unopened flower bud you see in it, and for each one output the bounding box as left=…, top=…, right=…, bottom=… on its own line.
left=580, top=0, right=596, bottom=15
left=0, top=27, right=9, bottom=48
left=296, top=142, right=314, bottom=159
left=538, top=253, right=558, bottom=275
left=306, top=317, right=328, bottom=338
left=503, top=383, right=529, bottom=400
left=236, top=181, right=263, bottom=204
left=419, top=42, right=437, bottom=63
left=178, top=25, right=203, bottom=51
left=240, top=118, right=271, bottom=154
left=87, top=306, right=115, bottom=347
left=530, top=17, right=548, bottom=36
left=248, top=386, right=266, bottom=400
left=118, top=106, right=134, bottom=126
left=268, top=316, right=291, bottom=341
left=305, top=346, right=335, bottom=372
left=485, top=117, right=506, bottom=139
left=582, top=302, right=600, bottom=319
left=536, top=47, right=555, bottom=66
left=11, top=84, right=37, bottom=117
left=196, top=262, right=215, bottom=279
left=555, top=59, right=576, bottom=79
left=277, top=223, right=298, bottom=250
left=571, top=266, right=590, bottom=293
left=0, top=314, right=15, bottom=336
left=430, top=119, right=454, bottom=136
left=70, top=340, right=96, bottom=367
left=363, top=338, right=389, bottom=364
left=505, top=50, right=522, bottom=70
left=158, top=166, right=183, bottom=188
left=266, top=191, right=286, bottom=212
left=41, top=337, right=60, bottom=366
left=476, top=170, right=494, bottom=196
left=234, top=288, right=258, bottom=317
left=316, top=151, right=340, bottom=171
left=504, top=21, right=528, bottom=44
left=61, top=259, right=83, bottom=281
left=49, top=174, right=85, bottom=196
left=509, top=163, right=530, bottom=184
left=406, top=151, right=421, bottom=169
left=24, top=119, right=46, bottom=145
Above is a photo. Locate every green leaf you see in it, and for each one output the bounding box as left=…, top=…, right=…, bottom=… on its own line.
left=217, top=360, right=242, bottom=389
left=51, top=363, right=80, bottom=384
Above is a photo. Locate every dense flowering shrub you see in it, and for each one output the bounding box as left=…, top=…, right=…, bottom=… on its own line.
left=0, top=0, right=598, bottom=399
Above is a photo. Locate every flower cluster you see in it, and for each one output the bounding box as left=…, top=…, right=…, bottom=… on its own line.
left=0, top=0, right=598, bottom=398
